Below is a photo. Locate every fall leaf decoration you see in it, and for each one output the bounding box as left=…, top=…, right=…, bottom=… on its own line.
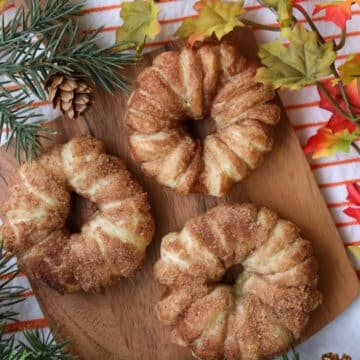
left=313, top=1, right=353, bottom=29
left=175, top=0, right=245, bottom=46
left=343, top=181, right=360, bottom=228
left=0, top=0, right=7, bottom=12
left=303, top=127, right=359, bottom=159
left=339, top=54, right=360, bottom=85
left=317, top=79, right=359, bottom=133
left=257, top=24, right=336, bottom=90
left=304, top=79, right=360, bottom=159
left=261, top=0, right=294, bottom=37
left=116, top=0, right=161, bottom=52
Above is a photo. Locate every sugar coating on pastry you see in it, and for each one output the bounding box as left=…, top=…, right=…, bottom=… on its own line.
left=126, top=42, right=280, bottom=197
left=0, top=136, right=155, bottom=293
left=154, top=203, right=322, bottom=360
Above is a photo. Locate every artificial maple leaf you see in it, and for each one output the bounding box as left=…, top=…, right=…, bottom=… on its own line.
left=116, top=0, right=161, bottom=52
left=346, top=79, right=360, bottom=107
left=346, top=181, right=360, bottom=205
left=175, top=0, right=245, bottom=46
left=339, top=54, right=360, bottom=84
left=261, top=0, right=293, bottom=30
left=313, top=1, right=352, bottom=29
left=0, top=0, right=7, bottom=12
left=348, top=245, right=360, bottom=261
left=257, top=24, right=336, bottom=90
left=317, top=79, right=360, bottom=133
left=303, top=127, right=359, bottom=158
left=343, top=181, right=360, bottom=225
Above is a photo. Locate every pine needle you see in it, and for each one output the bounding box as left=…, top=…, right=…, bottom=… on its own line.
left=0, top=244, right=74, bottom=359
left=0, top=0, right=137, bottom=163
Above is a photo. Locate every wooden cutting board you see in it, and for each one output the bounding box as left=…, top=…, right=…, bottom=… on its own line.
left=0, top=29, right=359, bottom=360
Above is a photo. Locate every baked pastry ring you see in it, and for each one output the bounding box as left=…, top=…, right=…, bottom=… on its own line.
left=154, top=204, right=322, bottom=360
left=0, top=136, right=154, bottom=293
left=126, top=42, right=280, bottom=197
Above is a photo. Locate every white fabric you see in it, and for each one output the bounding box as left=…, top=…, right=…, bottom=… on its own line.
left=1, top=0, right=360, bottom=357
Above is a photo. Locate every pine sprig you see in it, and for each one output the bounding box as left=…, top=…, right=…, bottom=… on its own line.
left=0, top=244, right=73, bottom=359
left=282, top=348, right=301, bottom=360
left=0, top=0, right=137, bottom=163
left=0, top=243, right=26, bottom=324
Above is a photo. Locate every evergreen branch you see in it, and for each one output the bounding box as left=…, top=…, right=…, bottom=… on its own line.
left=0, top=0, right=137, bottom=161
left=0, top=1, right=137, bottom=99
left=282, top=348, right=300, bottom=360
left=0, top=243, right=26, bottom=324
left=0, top=87, right=54, bottom=163
left=0, top=0, right=83, bottom=48
left=18, top=328, right=74, bottom=360
left=0, top=245, right=74, bottom=359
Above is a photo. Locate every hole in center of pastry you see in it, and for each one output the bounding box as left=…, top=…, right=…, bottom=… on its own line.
left=184, top=116, right=217, bottom=140
left=66, top=192, right=97, bottom=233
left=221, top=263, right=244, bottom=286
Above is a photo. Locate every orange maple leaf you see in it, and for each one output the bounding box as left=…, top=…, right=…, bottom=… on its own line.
left=313, top=0, right=354, bottom=29
left=303, top=127, right=359, bottom=158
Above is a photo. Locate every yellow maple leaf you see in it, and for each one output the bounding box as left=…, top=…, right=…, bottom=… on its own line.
left=348, top=245, right=360, bottom=261
left=116, top=0, right=161, bottom=53
left=257, top=24, right=336, bottom=90
left=175, top=0, right=245, bottom=46
left=0, top=0, right=7, bottom=12
left=339, top=53, right=360, bottom=84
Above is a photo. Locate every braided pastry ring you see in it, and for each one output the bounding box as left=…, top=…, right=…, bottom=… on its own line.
left=126, top=42, right=280, bottom=197
left=154, top=203, right=322, bottom=360
left=0, top=136, right=155, bottom=293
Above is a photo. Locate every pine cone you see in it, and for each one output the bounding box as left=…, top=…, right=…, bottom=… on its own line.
left=46, top=73, right=92, bottom=119
left=322, top=353, right=352, bottom=360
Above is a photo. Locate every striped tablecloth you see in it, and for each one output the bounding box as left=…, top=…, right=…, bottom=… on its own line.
left=1, top=0, right=360, bottom=357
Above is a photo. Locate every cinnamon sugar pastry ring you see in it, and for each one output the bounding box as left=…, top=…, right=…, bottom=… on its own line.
left=154, top=203, right=322, bottom=360
left=0, top=136, right=155, bottom=293
left=126, top=42, right=280, bottom=197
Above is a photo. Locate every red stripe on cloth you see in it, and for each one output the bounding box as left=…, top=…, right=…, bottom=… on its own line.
left=293, top=121, right=327, bottom=131
left=27, top=100, right=51, bottom=108
left=5, top=318, right=48, bottom=334
left=160, top=15, right=197, bottom=25
left=285, top=101, right=320, bottom=110
left=19, top=290, right=34, bottom=298
left=327, top=201, right=349, bottom=208
left=0, top=2, right=15, bottom=15
left=325, top=30, right=360, bottom=41
left=320, top=178, right=360, bottom=189
left=311, top=158, right=360, bottom=170
left=336, top=220, right=359, bottom=228
left=345, top=241, right=360, bottom=247
left=0, top=271, right=25, bottom=281
left=79, top=0, right=177, bottom=14
left=79, top=4, right=121, bottom=14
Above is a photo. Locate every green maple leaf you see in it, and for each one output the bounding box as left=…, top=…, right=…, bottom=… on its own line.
left=262, top=0, right=293, bottom=30
left=175, top=0, right=245, bottom=46
left=116, top=0, right=161, bottom=53
left=257, top=23, right=336, bottom=90
left=339, top=53, right=360, bottom=84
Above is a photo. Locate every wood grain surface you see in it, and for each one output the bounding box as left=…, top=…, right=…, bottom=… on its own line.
left=0, top=29, right=359, bottom=360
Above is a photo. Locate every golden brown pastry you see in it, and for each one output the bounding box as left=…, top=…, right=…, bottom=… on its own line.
left=126, top=42, right=280, bottom=197
left=0, top=136, right=154, bottom=293
left=154, top=204, right=322, bottom=360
